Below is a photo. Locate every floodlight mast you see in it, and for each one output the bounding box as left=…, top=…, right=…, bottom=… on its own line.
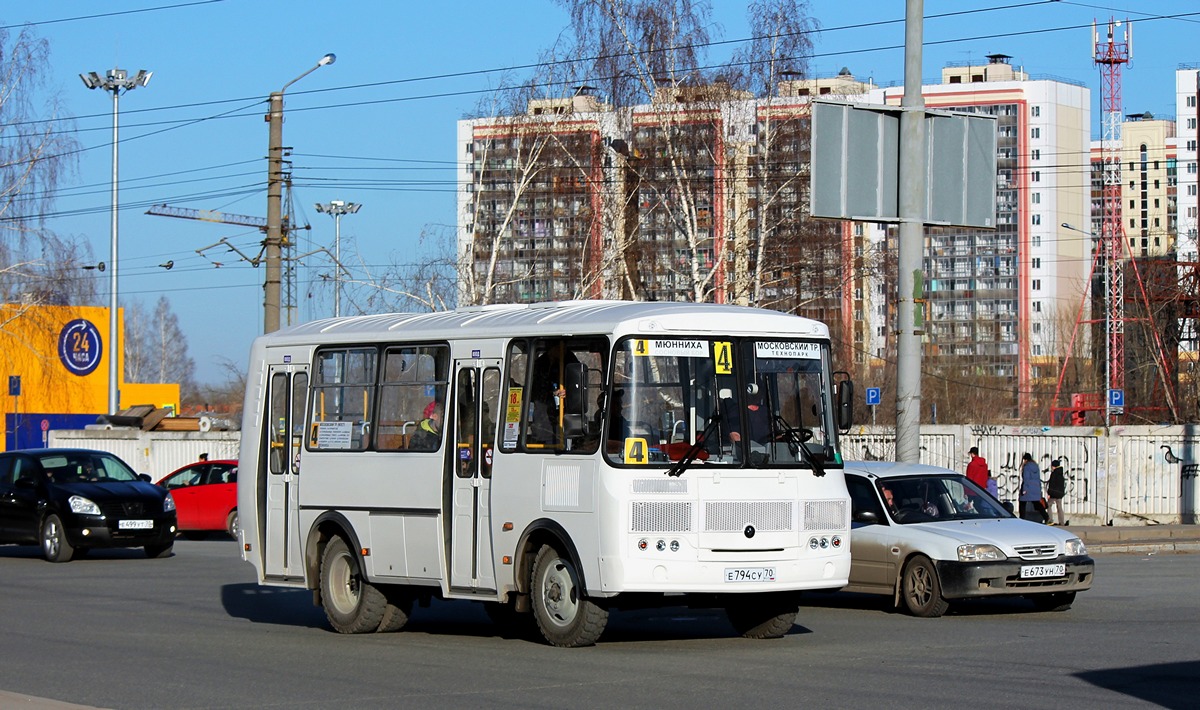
left=79, top=67, right=151, bottom=415
left=265, top=54, right=335, bottom=333
left=314, top=199, right=361, bottom=317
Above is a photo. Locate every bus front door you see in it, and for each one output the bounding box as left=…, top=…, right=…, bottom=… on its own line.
left=448, top=362, right=501, bottom=593
left=264, top=365, right=308, bottom=580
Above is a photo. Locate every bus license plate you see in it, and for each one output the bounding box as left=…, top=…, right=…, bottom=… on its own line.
left=1020, top=563, right=1065, bottom=579
left=119, top=519, right=153, bottom=530
left=724, top=567, right=775, bottom=583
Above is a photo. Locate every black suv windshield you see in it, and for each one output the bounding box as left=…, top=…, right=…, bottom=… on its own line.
left=38, top=452, right=140, bottom=484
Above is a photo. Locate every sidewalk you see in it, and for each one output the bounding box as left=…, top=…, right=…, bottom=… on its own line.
left=1069, top=524, right=1200, bottom=554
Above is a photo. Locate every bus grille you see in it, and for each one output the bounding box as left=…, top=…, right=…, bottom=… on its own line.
left=704, top=501, right=793, bottom=532
left=631, top=501, right=693, bottom=533
left=803, top=500, right=846, bottom=530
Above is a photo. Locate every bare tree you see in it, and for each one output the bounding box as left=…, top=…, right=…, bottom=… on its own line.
left=123, top=296, right=199, bottom=403
left=0, top=25, right=88, bottom=308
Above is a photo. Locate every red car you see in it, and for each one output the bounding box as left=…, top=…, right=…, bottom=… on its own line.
left=156, top=460, right=238, bottom=539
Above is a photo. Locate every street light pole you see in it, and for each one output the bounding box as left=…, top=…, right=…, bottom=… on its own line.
left=265, top=53, right=335, bottom=333
left=80, top=68, right=151, bottom=415
left=314, top=200, right=361, bottom=317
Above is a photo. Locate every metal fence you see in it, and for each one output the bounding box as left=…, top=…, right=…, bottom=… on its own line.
left=47, top=429, right=241, bottom=481
left=843, top=424, right=1200, bottom=525
left=46, top=423, right=1200, bottom=525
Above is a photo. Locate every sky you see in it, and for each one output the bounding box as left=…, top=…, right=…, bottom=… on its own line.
left=3, top=0, right=1199, bottom=387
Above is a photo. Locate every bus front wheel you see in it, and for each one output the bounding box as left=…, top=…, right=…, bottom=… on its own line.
left=725, top=592, right=800, bottom=639
left=530, top=544, right=608, bottom=647
left=320, top=536, right=386, bottom=634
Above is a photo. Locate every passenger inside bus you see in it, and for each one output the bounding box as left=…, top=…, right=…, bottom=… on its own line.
left=409, top=402, right=444, bottom=451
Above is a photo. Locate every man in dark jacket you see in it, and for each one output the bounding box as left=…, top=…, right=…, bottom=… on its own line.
left=1047, top=459, right=1067, bottom=525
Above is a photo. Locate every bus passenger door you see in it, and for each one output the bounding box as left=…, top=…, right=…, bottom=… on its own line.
left=448, top=361, right=501, bottom=593
left=264, top=366, right=308, bottom=580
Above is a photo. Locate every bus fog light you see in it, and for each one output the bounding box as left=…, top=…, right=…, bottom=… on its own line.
left=656, top=539, right=666, bottom=552
left=819, top=537, right=829, bottom=549
left=808, top=537, right=819, bottom=549
left=670, top=540, right=680, bottom=552
left=638, top=538, right=648, bottom=551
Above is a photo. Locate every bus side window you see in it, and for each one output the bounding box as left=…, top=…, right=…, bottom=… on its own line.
left=378, top=344, right=449, bottom=452
left=523, top=338, right=605, bottom=453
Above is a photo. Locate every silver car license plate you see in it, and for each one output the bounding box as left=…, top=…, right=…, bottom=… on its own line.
left=1020, top=563, right=1066, bottom=579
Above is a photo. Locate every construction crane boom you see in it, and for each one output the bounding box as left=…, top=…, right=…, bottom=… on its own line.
left=146, top=203, right=268, bottom=230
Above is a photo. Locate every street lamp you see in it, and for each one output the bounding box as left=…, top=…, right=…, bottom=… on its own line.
left=265, top=53, right=336, bottom=334
left=314, top=200, right=361, bottom=317
left=80, top=68, right=152, bottom=415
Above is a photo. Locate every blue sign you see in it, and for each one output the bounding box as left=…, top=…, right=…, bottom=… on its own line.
left=866, top=387, right=881, bottom=406
left=58, top=319, right=104, bottom=376
left=1108, top=389, right=1125, bottom=408
left=8, top=375, right=19, bottom=396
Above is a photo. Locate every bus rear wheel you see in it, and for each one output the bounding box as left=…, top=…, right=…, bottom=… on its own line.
left=530, top=544, right=608, bottom=647
left=321, top=536, right=386, bottom=634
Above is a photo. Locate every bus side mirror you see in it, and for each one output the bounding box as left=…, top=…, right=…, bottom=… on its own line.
left=836, top=377, right=854, bottom=431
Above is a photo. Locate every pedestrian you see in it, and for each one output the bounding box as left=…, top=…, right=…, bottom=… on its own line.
left=986, top=469, right=999, bottom=499
left=1019, top=452, right=1047, bottom=523
left=966, top=446, right=988, bottom=489
left=198, top=452, right=209, bottom=462
left=1047, top=459, right=1067, bottom=525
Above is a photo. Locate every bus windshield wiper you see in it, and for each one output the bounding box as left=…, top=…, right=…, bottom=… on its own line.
left=773, top=414, right=827, bottom=477
left=666, top=411, right=721, bottom=478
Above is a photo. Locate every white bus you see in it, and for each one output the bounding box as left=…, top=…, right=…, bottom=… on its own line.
left=238, top=301, right=855, bottom=646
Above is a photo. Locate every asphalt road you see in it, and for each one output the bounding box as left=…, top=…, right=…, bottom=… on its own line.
left=0, top=539, right=1195, bottom=710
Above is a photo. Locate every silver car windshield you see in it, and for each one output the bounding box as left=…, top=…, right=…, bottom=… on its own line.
left=878, top=475, right=1010, bottom=523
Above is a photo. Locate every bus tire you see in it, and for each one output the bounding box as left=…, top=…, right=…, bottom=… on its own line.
left=725, top=592, right=800, bottom=639
left=320, top=536, right=386, bottom=634
left=376, top=587, right=413, bottom=633
left=901, top=555, right=949, bottom=618
left=530, top=544, right=608, bottom=647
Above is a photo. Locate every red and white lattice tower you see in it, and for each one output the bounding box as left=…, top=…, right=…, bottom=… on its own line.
left=1095, top=18, right=1129, bottom=412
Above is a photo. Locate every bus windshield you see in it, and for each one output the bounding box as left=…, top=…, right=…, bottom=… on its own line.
left=606, top=337, right=839, bottom=469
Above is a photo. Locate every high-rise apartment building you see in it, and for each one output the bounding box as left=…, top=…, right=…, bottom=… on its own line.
left=864, top=54, right=1090, bottom=418
left=456, top=57, right=1089, bottom=421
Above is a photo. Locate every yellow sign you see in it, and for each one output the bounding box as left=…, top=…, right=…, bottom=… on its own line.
left=714, top=341, right=733, bottom=374
left=633, top=339, right=650, bottom=356
left=505, top=387, right=524, bottom=423
left=624, top=437, right=649, bottom=464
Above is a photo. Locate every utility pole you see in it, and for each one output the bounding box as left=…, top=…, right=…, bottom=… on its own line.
left=80, top=68, right=152, bottom=414
left=895, top=0, right=926, bottom=463
left=265, top=53, right=335, bottom=333
left=314, top=200, right=361, bottom=317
